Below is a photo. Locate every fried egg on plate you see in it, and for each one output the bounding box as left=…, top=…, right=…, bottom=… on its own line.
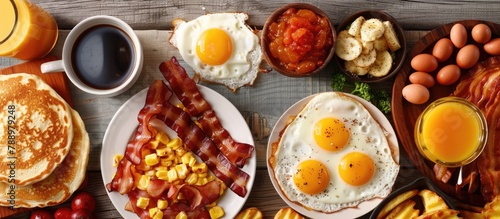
left=269, top=92, right=399, bottom=213
left=169, top=13, right=262, bottom=92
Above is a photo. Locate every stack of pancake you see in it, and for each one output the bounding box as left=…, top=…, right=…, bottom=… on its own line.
left=0, top=73, right=89, bottom=208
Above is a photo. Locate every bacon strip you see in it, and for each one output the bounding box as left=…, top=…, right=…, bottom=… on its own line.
left=125, top=80, right=173, bottom=165
left=157, top=98, right=249, bottom=197
left=106, top=158, right=135, bottom=194
left=159, top=57, right=254, bottom=167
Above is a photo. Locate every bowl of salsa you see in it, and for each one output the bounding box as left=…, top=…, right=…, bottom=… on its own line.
left=261, top=3, right=336, bottom=77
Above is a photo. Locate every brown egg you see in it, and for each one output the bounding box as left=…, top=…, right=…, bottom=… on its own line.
left=436, top=64, right=461, bottom=85
left=411, top=54, right=438, bottom=72
left=456, top=44, right=480, bottom=69
left=484, top=38, right=500, bottom=56
left=432, top=38, right=454, bottom=62
left=450, top=23, right=467, bottom=48
left=409, top=72, right=435, bottom=88
left=472, top=23, right=492, bottom=44
left=402, top=84, right=430, bottom=104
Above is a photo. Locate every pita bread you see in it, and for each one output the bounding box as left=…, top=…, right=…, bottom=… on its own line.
left=0, top=73, right=74, bottom=186
left=0, top=109, right=89, bottom=208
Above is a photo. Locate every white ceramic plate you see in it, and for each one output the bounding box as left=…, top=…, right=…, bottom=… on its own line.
left=266, top=92, right=400, bottom=218
left=101, top=85, right=256, bottom=219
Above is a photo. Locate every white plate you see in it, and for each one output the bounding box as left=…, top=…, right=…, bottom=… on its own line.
left=266, top=92, right=400, bottom=218
left=101, top=84, right=256, bottom=219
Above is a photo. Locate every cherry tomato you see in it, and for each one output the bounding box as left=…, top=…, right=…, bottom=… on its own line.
left=54, top=207, right=72, bottom=219
left=30, top=209, right=54, bottom=219
left=71, top=192, right=96, bottom=213
left=70, top=209, right=94, bottom=219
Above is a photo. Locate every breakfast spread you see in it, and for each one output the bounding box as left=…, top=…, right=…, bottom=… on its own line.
left=4, top=2, right=500, bottom=219
left=169, top=13, right=263, bottom=92
left=0, top=73, right=89, bottom=208
left=268, top=92, right=399, bottom=213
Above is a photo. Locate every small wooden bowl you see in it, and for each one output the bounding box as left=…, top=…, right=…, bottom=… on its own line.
left=335, top=10, right=407, bottom=83
left=261, top=3, right=336, bottom=77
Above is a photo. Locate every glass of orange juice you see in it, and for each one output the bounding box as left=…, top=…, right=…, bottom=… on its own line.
left=414, top=97, right=488, bottom=167
left=0, top=0, right=58, bottom=60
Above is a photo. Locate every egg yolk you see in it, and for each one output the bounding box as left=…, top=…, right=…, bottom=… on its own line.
left=338, top=152, right=375, bottom=186
left=196, top=28, right=233, bottom=66
left=313, top=117, right=350, bottom=152
left=293, top=159, right=330, bottom=195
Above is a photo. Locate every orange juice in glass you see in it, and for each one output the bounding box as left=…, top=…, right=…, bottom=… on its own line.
left=0, top=0, right=58, bottom=60
left=414, top=97, right=488, bottom=167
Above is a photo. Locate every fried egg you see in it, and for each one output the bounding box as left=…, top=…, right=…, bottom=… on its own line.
left=169, top=13, right=262, bottom=92
left=270, top=92, right=399, bottom=213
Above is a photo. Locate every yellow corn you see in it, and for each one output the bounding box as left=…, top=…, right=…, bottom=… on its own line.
left=167, top=168, right=178, bottom=182
left=167, top=138, right=182, bottom=150
left=156, top=146, right=170, bottom=157
left=145, top=153, right=159, bottom=166
left=175, top=164, right=189, bottom=180
left=157, top=199, right=168, bottom=210
left=137, top=175, right=150, bottom=190
left=145, top=170, right=156, bottom=177
left=197, top=172, right=208, bottom=179
left=164, top=153, right=176, bottom=162
left=192, top=163, right=207, bottom=174
left=113, top=154, right=123, bottom=167
left=155, top=131, right=170, bottom=145
left=196, top=177, right=209, bottom=186
left=209, top=206, right=225, bottom=219
left=181, top=152, right=197, bottom=167
left=156, top=169, right=169, bottom=180
left=185, top=173, right=198, bottom=185
left=176, top=211, right=188, bottom=219
left=136, top=197, right=150, bottom=209
left=148, top=139, right=160, bottom=149
left=175, top=147, right=187, bottom=157
left=160, top=158, right=173, bottom=167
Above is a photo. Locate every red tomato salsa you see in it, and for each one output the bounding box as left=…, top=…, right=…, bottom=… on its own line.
left=266, top=8, right=333, bottom=74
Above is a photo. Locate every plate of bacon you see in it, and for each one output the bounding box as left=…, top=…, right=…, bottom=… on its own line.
left=101, top=57, right=256, bottom=219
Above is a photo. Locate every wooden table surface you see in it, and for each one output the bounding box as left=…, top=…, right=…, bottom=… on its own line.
left=2, top=0, right=500, bottom=218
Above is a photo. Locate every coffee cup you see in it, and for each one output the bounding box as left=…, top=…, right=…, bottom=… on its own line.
left=41, top=15, right=143, bottom=97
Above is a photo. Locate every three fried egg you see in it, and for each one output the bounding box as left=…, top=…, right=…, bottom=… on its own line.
left=169, top=13, right=262, bottom=92
left=270, top=92, right=399, bottom=213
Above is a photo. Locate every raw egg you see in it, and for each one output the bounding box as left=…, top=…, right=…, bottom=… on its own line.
left=409, top=72, right=435, bottom=88
left=411, top=54, right=438, bottom=72
left=472, top=23, right=492, bottom=44
left=432, top=38, right=454, bottom=62
left=402, top=84, right=429, bottom=104
left=436, top=64, right=461, bottom=85
left=450, top=23, right=467, bottom=48
left=456, top=44, right=480, bottom=69
left=484, top=38, right=500, bottom=56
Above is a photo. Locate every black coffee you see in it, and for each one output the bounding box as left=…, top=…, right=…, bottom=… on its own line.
left=72, top=25, right=135, bottom=89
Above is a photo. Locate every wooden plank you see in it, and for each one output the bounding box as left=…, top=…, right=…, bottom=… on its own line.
left=32, top=0, right=500, bottom=31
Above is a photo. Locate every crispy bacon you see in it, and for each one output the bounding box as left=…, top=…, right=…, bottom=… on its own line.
left=157, top=99, right=249, bottom=197
left=452, top=57, right=500, bottom=202
left=125, top=80, right=173, bottom=165
left=159, top=57, right=254, bottom=167
left=106, top=158, right=135, bottom=194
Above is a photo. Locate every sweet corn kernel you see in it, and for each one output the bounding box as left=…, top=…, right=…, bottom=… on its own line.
left=167, top=138, right=182, bottom=150
left=152, top=211, right=163, bottom=219
left=197, top=177, right=209, bottom=186
left=177, top=192, right=185, bottom=200
left=145, top=170, right=156, bottom=177
left=148, top=139, right=160, bottom=149
left=113, top=154, right=123, bottom=167
left=209, top=206, right=225, bottom=219
left=156, top=146, right=170, bottom=157
left=192, top=163, right=207, bottom=173
left=156, top=169, right=169, bottom=181
left=176, top=211, right=188, bottom=219
left=181, top=152, right=197, bottom=167
left=164, top=153, right=176, bottom=162
left=149, top=208, right=159, bottom=218
left=185, top=173, right=198, bottom=185
left=160, top=158, right=173, bottom=167
left=157, top=199, right=168, bottom=210
left=136, top=197, right=150, bottom=209
left=197, top=172, right=208, bottom=179
left=175, top=147, right=187, bottom=157
left=137, top=175, right=150, bottom=190
left=175, top=164, right=189, bottom=180
left=156, top=131, right=171, bottom=145
left=145, top=153, right=159, bottom=166
left=167, top=168, right=178, bottom=182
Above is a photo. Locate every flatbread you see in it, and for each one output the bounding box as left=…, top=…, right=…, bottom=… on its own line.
left=0, top=109, right=89, bottom=208
left=0, top=73, right=74, bottom=186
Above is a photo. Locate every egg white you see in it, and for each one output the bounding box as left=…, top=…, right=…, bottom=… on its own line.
left=169, top=13, right=262, bottom=91
left=272, top=92, right=399, bottom=213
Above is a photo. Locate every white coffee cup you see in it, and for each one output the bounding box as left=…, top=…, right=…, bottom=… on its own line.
left=41, top=15, right=143, bottom=97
